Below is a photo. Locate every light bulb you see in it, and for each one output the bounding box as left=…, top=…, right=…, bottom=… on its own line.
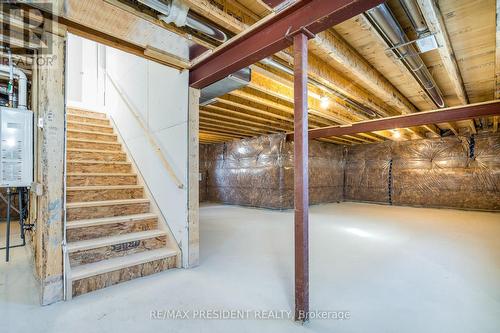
left=392, top=130, right=401, bottom=139
left=320, top=96, right=330, bottom=109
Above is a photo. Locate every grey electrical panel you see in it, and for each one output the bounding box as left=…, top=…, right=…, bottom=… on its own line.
left=0, top=107, right=34, bottom=187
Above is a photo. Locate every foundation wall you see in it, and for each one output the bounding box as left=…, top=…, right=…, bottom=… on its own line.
left=200, top=134, right=344, bottom=209
left=391, top=134, right=499, bottom=210
left=200, top=132, right=499, bottom=211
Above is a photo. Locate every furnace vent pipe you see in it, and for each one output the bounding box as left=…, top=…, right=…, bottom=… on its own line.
left=0, top=64, right=27, bottom=109
left=366, top=3, right=445, bottom=108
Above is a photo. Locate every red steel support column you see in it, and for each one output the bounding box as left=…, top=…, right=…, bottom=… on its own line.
left=293, top=32, right=309, bottom=322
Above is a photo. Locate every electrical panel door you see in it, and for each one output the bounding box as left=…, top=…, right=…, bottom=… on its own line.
left=0, top=107, right=34, bottom=187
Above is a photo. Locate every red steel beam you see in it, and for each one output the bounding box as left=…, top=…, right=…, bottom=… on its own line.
left=285, top=101, right=500, bottom=140
left=293, top=32, right=309, bottom=322
left=189, top=0, right=384, bottom=88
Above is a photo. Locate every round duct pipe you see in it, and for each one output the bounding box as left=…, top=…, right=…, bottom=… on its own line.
left=138, top=0, right=377, bottom=116
left=261, top=58, right=379, bottom=119
left=399, top=0, right=428, bottom=35
left=184, top=12, right=228, bottom=43
left=366, top=4, right=445, bottom=108
left=138, top=0, right=228, bottom=42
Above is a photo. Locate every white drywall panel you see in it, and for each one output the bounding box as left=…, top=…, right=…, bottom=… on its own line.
left=105, top=46, right=189, bottom=265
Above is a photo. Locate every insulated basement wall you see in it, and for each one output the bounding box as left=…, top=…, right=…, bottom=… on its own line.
left=344, top=141, right=391, bottom=203
left=391, top=133, right=500, bottom=210
left=200, top=134, right=344, bottom=209
left=281, top=139, right=345, bottom=207
left=200, top=132, right=499, bottom=211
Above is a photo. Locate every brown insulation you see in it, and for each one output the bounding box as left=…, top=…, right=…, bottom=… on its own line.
left=392, top=134, right=500, bottom=210
left=281, top=140, right=344, bottom=207
left=200, top=134, right=344, bottom=209
left=200, top=132, right=500, bottom=211
left=344, top=141, right=392, bottom=203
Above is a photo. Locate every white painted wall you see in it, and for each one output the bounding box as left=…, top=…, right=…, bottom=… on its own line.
left=67, top=34, right=190, bottom=266
left=66, top=34, right=82, bottom=103
left=66, top=34, right=104, bottom=110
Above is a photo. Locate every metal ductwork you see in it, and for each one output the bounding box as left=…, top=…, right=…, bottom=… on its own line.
left=184, top=12, right=228, bottom=43
left=137, top=0, right=382, bottom=116
left=137, top=0, right=228, bottom=42
left=138, top=0, right=244, bottom=104
left=366, top=3, right=445, bottom=108
left=399, top=0, right=428, bottom=35
left=199, top=67, right=251, bottom=105
left=261, top=58, right=378, bottom=119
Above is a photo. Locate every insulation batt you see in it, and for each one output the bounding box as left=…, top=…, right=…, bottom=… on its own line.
left=200, top=132, right=500, bottom=211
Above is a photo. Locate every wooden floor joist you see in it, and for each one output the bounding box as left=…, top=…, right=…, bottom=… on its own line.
left=189, top=0, right=385, bottom=88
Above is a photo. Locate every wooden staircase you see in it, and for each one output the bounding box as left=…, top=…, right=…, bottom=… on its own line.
left=65, top=107, right=179, bottom=298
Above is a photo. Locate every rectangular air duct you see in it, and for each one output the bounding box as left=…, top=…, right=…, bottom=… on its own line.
left=199, top=67, right=251, bottom=105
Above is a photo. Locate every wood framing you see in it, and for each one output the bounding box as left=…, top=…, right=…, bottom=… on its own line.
left=417, top=0, right=469, bottom=105
left=311, top=30, right=418, bottom=115
left=188, top=88, right=200, bottom=267
left=261, top=0, right=285, bottom=8
left=189, top=0, right=385, bottom=88
left=184, top=0, right=448, bottom=141
left=26, top=0, right=191, bottom=70
left=34, top=29, right=66, bottom=305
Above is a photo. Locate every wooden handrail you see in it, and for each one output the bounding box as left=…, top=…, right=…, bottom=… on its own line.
left=106, top=72, right=185, bottom=189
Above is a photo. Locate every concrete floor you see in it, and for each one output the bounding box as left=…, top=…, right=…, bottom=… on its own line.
left=1, top=202, right=499, bottom=333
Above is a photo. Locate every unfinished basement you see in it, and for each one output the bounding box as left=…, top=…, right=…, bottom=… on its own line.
left=0, top=0, right=499, bottom=332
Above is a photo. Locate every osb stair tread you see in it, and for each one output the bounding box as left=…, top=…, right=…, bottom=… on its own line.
left=67, top=172, right=136, bottom=176
left=66, top=148, right=124, bottom=154
left=67, top=129, right=117, bottom=137
left=67, top=115, right=110, bottom=124
left=67, top=120, right=113, bottom=128
left=67, top=229, right=166, bottom=252
left=67, top=198, right=149, bottom=208
left=67, top=125, right=114, bottom=133
left=66, top=160, right=131, bottom=165
left=67, top=213, right=157, bottom=229
left=67, top=113, right=108, bottom=121
left=67, top=185, right=143, bottom=191
left=67, top=138, right=121, bottom=145
left=71, top=248, right=178, bottom=281
left=67, top=108, right=107, bottom=116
